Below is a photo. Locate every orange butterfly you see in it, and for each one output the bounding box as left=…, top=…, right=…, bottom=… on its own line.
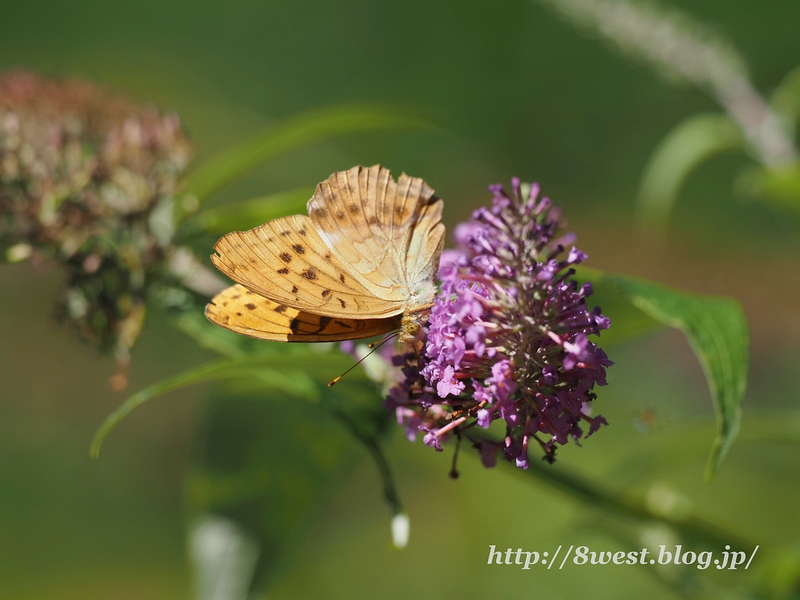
left=205, top=165, right=445, bottom=344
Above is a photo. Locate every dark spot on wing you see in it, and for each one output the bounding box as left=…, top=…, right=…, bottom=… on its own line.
left=279, top=252, right=292, bottom=263
left=291, top=285, right=298, bottom=294
left=321, top=289, right=331, bottom=298
left=335, top=319, right=351, bottom=328
left=298, top=228, right=307, bottom=236
left=339, top=273, right=345, bottom=284
left=232, top=294, right=240, bottom=299
left=317, top=316, right=331, bottom=332
left=336, top=211, right=344, bottom=219
left=348, top=204, right=358, bottom=213
left=314, top=208, right=326, bottom=218
left=274, top=304, right=289, bottom=313
left=221, top=301, right=228, bottom=307
left=279, top=230, right=291, bottom=236
left=289, top=317, right=301, bottom=334
left=368, top=216, right=378, bottom=225
left=236, top=312, right=243, bottom=317
left=277, top=268, right=289, bottom=275
left=301, top=268, right=317, bottom=280
left=245, top=303, right=256, bottom=310
left=338, top=298, right=346, bottom=309
left=292, top=244, right=305, bottom=254
left=324, top=253, right=331, bottom=261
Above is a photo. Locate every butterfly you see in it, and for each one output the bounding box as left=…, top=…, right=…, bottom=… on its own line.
left=205, top=165, right=445, bottom=345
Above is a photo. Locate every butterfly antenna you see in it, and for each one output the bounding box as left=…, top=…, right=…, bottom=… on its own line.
left=328, top=332, right=400, bottom=387
left=367, top=330, right=400, bottom=349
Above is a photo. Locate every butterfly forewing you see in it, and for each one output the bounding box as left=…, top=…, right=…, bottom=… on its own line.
left=211, top=213, right=406, bottom=319
left=307, top=165, right=443, bottom=304
left=404, top=191, right=445, bottom=284
left=207, top=165, right=445, bottom=343
left=206, top=284, right=401, bottom=342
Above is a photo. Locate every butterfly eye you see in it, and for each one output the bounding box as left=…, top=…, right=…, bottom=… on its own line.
left=402, top=316, right=421, bottom=335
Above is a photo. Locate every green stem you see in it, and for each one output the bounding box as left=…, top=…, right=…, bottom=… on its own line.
left=326, top=404, right=404, bottom=516
left=472, top=436, right=753, bottom=549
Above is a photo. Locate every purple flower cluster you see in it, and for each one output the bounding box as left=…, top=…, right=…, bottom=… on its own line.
left=387, top=179, right=612, bottom=469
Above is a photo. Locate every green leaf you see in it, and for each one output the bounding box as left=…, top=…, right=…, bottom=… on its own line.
left=610, top=412, right=800, bottom=485
left=577, top=267, right=750, bottom=480
left=585, top=279, right=664, bottom=346
left=191, top=187, right=316, bottom=235
left=183, top=104, right=433, bottom=204
left=735, top=162, right=800, bottom=214
left=635, top=113, right=745, bottom=234
left=91, top=355, right=322, bottom=458
left=771, top=64, right=800, bottom=136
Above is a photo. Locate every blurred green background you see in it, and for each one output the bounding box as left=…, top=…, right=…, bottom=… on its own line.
left=1, top=0, right=798, bottom=598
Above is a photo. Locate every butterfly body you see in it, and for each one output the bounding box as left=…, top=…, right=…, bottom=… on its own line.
left=206, top=165, right=444, bottom=345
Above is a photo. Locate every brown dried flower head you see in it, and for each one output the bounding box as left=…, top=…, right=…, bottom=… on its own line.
left=0, top=71, right=193, bottom=384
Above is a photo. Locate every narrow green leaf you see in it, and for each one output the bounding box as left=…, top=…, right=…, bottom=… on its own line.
left=192, top=187, right=315, bottom=235
left=635, top=113, right=744, bottom=233
left=91, top=356, right=320, bottom=458
left=183, top=104, right=433, bottom=204
left=173, top=307, right=283, bottom=359
left=174, top=310, right=248, bottom=359
left=578, top=267, right=750, bottom=480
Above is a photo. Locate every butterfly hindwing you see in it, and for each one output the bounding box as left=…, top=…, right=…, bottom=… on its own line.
left=211, top=213, right=406, bottom=319
left=206, top=284, right=401, bottom=342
